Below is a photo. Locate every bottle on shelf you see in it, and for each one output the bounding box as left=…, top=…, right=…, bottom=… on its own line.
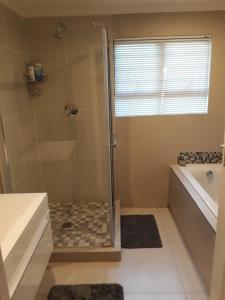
left=26, top=63, right=35, bottom=82
left=34, top=62, right=44, bottom=81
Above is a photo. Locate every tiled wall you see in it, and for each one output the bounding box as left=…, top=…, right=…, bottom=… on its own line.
left=178, top=151, right=223, bottom=165
left=0, top=5, right=112, bottom=204
left=26, top=17, right=112, bottom=203
left=0, top=2, right=43, bottom=193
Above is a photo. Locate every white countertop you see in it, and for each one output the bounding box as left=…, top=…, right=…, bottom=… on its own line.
left=0, top=193, right=48, bottom=260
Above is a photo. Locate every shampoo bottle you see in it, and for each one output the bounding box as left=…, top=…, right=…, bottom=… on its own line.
left=34, top=62, right=43, bottom=81
left=27, top=64, right=35, bottom=82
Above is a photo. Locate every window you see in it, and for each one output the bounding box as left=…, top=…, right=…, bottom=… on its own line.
left=114, top=37, right=212, bottom=117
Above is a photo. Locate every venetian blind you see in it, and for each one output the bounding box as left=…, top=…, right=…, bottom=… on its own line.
left=114, top=38, right=211, bottom=117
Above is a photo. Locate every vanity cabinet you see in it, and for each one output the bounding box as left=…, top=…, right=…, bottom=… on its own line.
left=0, top=193, right=53, bottom=300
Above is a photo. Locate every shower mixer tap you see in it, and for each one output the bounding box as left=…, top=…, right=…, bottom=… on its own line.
left=64, top=103, right=78, bottom=117
left=206, top=170, right=213, bottom=180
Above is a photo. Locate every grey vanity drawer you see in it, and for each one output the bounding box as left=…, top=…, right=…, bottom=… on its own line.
left=12, top=223, right=53, bottom=300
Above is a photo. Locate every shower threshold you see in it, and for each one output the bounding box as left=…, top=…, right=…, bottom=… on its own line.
left=49, top=200, right=121, bottom=262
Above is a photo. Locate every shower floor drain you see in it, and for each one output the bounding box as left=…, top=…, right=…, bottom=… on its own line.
left=62, top=222, right=73, bottom=229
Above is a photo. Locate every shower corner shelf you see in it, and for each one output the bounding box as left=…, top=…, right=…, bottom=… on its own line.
left=24, top=73, right=48, bottom=97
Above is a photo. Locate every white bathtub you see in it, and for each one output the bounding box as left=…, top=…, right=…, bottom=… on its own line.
left=171, top=163, right=221, bottom=231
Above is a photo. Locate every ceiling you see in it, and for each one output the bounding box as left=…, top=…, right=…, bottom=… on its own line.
left=1, top=0, right=225, bottom=17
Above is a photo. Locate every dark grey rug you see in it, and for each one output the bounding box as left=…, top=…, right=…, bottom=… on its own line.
left=121, top=215, right=162, bottom=248
left=48, top=284, right=124, bottom=300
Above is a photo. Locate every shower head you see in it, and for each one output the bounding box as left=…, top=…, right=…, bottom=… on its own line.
left=54, top=22, right=66, bottom=39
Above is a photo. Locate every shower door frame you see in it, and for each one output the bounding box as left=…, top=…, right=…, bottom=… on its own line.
left=101, top=26, right=116, bottom=246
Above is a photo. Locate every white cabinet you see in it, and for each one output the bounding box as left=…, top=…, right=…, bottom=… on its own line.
left=0, top=193, right=53, bottom=300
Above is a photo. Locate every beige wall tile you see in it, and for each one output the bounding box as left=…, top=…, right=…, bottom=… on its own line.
left=41, top=161, right=77, bottom=203
left=77, top=159, right=111, bottom=203
left=3, top=117, right=26, bottom=186
left=36, top=110, right=73, bottom=141
left=66, top=26, right=103, bottom=53
left=14, top=165, right=43, bottom=193
left=68, top=50, right=104, bottom=78
left=70, top=75, right=105, bottom=110
left=0, top=2, right=43, bottom=194
left=4, top=5, right=26, bottom=52
left=74, top=109, right=108, bottom=160
left=0, top=46, right=17, bottom=83
left=34, top=79, right=68, bottom=110
left=0, top=3, right=9, bottom=47
left=0, top=2, right=26, bottom=52
left=25, top=165, right=44, bottom=192
left=23, top=143, right=40, bottom=174
left=0, top=90, right=21, bottom=120
left=20, top=113, right=37, bottom=149
left=26, top=18, right=65, bottom=53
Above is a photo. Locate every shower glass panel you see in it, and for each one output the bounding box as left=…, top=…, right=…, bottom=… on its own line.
left=39, top=22, right=113, bottom=248
left=0, top=18, right=114, bottom=249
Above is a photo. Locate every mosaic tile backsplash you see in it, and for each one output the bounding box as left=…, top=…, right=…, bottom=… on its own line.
left=178, top=151, right=223, bottom=165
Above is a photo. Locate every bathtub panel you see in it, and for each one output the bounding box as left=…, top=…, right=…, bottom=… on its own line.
left=168, top=169, right=215, bottom=291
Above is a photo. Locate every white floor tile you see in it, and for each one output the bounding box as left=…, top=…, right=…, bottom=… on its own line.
left=38, top=262, right=107, bottom=294
left=125, top=293, right=187, bottom=300
left=187, top=293, right=208, bottom=300
left=170, top=242, right=205, bottom=293
left=106, top=249, right=184, bottom=293
left=158, top=209, right=183, bottom=243
left=37, top=207, right=207, bottom=300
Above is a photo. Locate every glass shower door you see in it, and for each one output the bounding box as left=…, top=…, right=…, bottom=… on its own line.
left=47, top=20, right=114, bottom=248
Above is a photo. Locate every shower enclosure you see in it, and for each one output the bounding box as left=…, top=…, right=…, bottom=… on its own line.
left=0, top=17, right=115, bottom=250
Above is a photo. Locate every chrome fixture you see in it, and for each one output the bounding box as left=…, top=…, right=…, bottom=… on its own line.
left=64, top=103, right=78, bottom=117
left=54, top=22, right=66, bottom=39
left=110, top=135, right=117, bottom=148
left=206, top=170, right=213, bottom=180
left=178, top=159, right=186, bottom=167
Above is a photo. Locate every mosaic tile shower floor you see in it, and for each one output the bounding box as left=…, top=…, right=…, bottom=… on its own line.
left=49, top=201, right=112, bottom=248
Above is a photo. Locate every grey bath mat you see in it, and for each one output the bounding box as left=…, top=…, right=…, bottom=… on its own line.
left=121, top=215, right=162, bottom=248
left=48, top=284, right=124, bottom=300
